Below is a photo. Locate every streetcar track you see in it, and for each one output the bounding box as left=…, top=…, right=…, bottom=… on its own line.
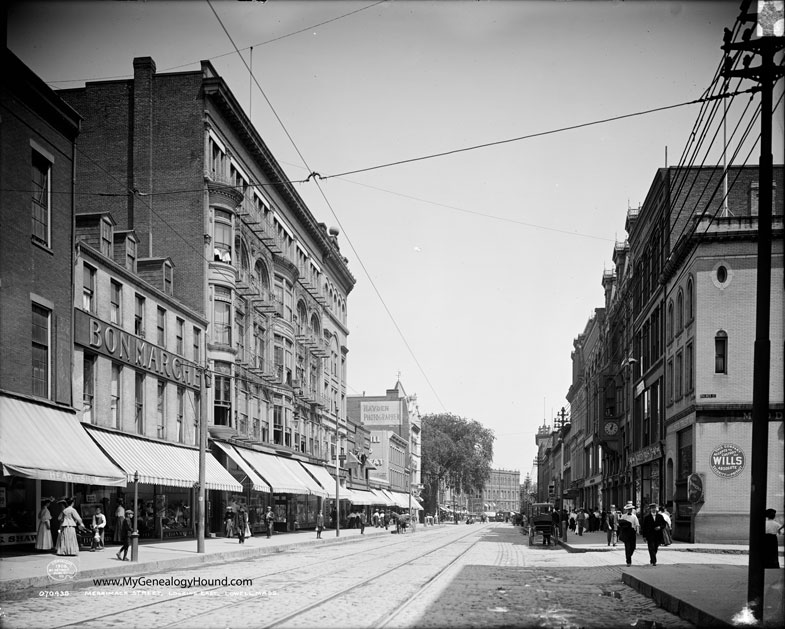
left=46, top=526, right=462, bottom=629
left=262, top=525, right=487, bottom=629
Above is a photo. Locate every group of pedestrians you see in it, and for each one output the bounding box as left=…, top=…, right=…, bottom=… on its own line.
left=562, top=502, right=674, bottom=567
left=35, top=497, right=129, bottom=558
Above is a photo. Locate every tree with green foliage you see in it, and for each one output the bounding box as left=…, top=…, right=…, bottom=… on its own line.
left=420, top=413, right=495, bottom=516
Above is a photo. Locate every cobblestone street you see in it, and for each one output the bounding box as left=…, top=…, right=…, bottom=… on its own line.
left=1, top=523, right=751, bottom=628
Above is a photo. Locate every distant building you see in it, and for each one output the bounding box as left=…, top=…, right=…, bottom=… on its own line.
left=347, top=380, right=423, bottom=512
left=469, top=468, right=520, bottom=517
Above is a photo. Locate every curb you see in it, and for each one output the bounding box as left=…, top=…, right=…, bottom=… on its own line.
left=621, top=571, right=730, bottom=628
left=0, top=530, right=385, bottom=595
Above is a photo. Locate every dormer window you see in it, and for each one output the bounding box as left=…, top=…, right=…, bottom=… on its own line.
left=163, top=262, right=173, bottom=295
left=100, top=217, right=113, bottom=258
left=126, top=238, right=137, bottom=272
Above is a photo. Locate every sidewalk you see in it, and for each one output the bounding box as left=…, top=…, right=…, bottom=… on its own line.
left=557, top=529, right=785, bottom=628
left=0, top=526, right=392, bottom=594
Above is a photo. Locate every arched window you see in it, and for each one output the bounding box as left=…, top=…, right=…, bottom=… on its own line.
left=715, top=330, right=728, bottom=374
left=310, top=313, right=321, bottom=336
left=667, top=300, right=674, bottom=342
left=254, top=259, right=270, bottom=293
left=297, top=301, right=308, bottom=333
left=686, top=276, right=694, bottom=323
left=235, top=236, right=250, bottom=280
left=677, top=289, right=684, bottom=332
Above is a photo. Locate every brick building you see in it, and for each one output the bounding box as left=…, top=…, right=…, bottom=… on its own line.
left=0, top=50, right=126, bottom=547
left=553, top=164, right=784, bottom=544
left=56, top=56, right=356, bottom=534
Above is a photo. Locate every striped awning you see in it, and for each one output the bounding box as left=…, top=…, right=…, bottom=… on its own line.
left=0, top=396, right=126, bottom=487
left=369, top=488, right=394, bottom=506
left=348, top=489, right=378, bottom=506
left=279, top=457, right=328, bottom=497
left=213, top=442, right=271, bottom=493
left=301, top=461, right=339, bottom=496
left=85, top=426, right=241, bottom=491
left=383, top=489, right=412, bottom=509
left=232, top=447, right=310, bottom=495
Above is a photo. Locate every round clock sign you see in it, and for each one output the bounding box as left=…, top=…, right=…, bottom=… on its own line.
left=709, top=443, right=745, bottom=478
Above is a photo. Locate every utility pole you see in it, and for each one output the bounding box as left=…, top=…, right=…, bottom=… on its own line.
left=197, top=367, right=210, bottom=553
left=721, top=1, right=784, bottom=621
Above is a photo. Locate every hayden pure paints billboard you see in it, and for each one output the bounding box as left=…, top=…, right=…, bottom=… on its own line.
left=360, top=400, right=402, bottom=426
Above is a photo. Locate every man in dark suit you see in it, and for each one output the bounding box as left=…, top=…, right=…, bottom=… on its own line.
left=640, top=503, right=668, bottom=566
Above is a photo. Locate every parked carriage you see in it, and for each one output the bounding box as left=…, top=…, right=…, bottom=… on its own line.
left=527, top=502, right=555, bottom=546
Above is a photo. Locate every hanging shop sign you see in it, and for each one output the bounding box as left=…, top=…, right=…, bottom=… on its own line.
left=709, top=443, right=745, bottom=478
left=687, top=473, right=704, bottom=503
left=629, top=442, right=663, bottom=467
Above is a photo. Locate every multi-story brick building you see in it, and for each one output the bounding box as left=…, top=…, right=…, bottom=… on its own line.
left=71, top=213, right=243, bottom=540
left=660, top=166, right=783, bottom=542
left=347, top=380, right=424, bottom=516
left=555, top=164, right=784, bottom=544
left=0, top=50, right=127, bottom=547
left=469, top=468, right=520, bottom=518
left=56, top=56, right=356, bottom=534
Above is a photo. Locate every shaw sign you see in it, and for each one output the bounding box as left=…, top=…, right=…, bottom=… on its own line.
left=709, top=443, right=745, bottom=479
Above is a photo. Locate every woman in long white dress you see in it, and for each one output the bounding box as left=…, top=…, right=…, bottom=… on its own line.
left=35, top=499, right=53, bottom=551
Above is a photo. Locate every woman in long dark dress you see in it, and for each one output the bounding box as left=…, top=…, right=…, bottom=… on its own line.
left=55, top=498, right=85, bottom=556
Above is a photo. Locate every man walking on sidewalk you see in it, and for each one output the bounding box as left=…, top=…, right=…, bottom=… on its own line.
left=264, top=506, right=275, bottom=539
left=641, top=503, right=667, bottom=566
left=606, top=505, right=618, bottom=547
left=618, top=502, right=640, bottom=566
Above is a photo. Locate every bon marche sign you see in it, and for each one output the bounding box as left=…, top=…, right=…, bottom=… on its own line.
left=74, top=310, right=202, bottom=389
left=709, top=443, right=745, bottom=478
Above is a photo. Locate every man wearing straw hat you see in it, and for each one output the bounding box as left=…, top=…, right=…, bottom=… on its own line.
left=618, top=501, right=640, bottom=566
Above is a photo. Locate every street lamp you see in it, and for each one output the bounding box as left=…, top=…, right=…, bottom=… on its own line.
left=130, top=470, right=139, bottom=562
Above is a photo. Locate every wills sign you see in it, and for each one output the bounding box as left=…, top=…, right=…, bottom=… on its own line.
left=709, top=443, right=745, bottom=478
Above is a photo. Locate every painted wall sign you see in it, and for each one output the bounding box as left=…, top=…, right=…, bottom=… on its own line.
left=709, top=443, right=745, bottom=478
left=360, top=401, right=401, bottom=425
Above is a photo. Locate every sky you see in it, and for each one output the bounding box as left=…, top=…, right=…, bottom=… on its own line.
left=7, top=0, right=782, bottom=480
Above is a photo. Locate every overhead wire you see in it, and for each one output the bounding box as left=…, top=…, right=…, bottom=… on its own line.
left=206, top=0, right=450, bottom=412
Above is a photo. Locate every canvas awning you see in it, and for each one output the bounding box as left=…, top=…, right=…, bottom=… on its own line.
left=385, top=490, right=415, bottom=509
left=347, top=489, right=378, bottom=506
left=232, top=447, right=310, bottom=495
left=301, top=461, right=339, bottom=495
left=369, top=488, right=394, bottom=506
left=0, top=396, right=126, bottom=486
left=85, top=426, right=241, bottom=491
left=213, top=442, right=271, bottom=493
left=278, top=457, right=328, bottom=497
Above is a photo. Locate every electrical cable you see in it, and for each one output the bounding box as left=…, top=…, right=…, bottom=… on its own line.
left=207, top=0, right=449, bottom=412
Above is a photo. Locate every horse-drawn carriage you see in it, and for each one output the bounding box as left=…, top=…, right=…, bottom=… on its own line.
left=527, top=502, right=555, bottom=546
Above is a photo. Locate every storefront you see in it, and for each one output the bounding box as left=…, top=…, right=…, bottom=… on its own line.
left=84, top=425, right=242, bottom=540
left=629, top=442, right=663, bottom=511
left=213, top=442, right=272, bottom=535
left=229, top=447, right=324, bottom=532
left=0, top=396, right=127, bottom=548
